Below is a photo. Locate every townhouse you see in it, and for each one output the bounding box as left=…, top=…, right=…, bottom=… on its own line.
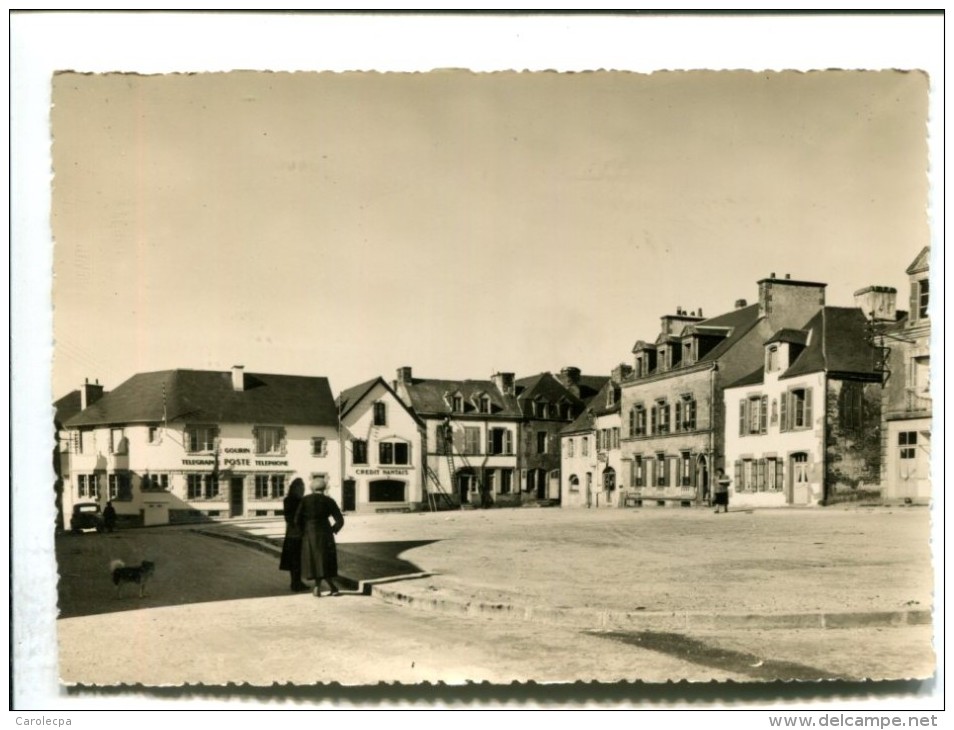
left=62, top=366, right=340, bottom=525
left=879, top=247, right=932, bottom=503
left=723, top=303, right=883, bottom=508
left=560, top=365, right=629, bottom=508
left=337, top=376, right=427, bottom=512
left=619, top=275, right=828, bottom=508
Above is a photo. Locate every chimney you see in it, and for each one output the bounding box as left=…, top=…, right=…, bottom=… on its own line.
left=80, top=378, right=104, bottom=410
left=231, top=365, right=245, bottom=392
left=396, top=366, right=413, bottom=384
left=854, top=286, right=897, bottom=322
left=611, top=363, right=633, bottom=384
left=492, top=371, right=515, bottom=396
left=559, top=366, right=581, bottom=385
left=735, top=299, right=747, bottom=309
left=757, top=275, right=826, bottom=321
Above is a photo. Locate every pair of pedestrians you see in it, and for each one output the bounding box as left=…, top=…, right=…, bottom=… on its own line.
left=279, top=475, right=344, bottom=596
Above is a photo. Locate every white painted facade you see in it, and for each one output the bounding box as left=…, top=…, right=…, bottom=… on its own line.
left=64, top=421, right=341, bottom=525
left=340, top=380, right=426, bottom=512
left=560, top=431, right=596, bottom=508
left=723, top=342, right=826, bottom=509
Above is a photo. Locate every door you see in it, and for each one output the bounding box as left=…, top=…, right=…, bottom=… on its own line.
left=697, top=455, right=709, bottom=505
left=229, top=477, right=244, bottom=517
left=342, top=479, right=357, bottom=512
left=789, top=453, right=809, bottom=505
left=457, top=471, right=472, bottom=504
left=535, top=469, right=547, bottom=499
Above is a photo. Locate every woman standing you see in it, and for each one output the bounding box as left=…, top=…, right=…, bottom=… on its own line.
left=296, top=476, right=345, bottom=597
left=713, top=468, right=731, bottom=514
left=279, top=478, right=307, bottom=591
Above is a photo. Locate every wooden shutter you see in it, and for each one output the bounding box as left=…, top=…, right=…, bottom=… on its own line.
left=780, top=392, right=789, bottom=432
left=909, top=281, right=919, bottom=323
left=651, top=406, right=657, bottom=435
left=689, top=399, right=697, bottom=429
left=760, top=396, right=768, bottom=434
left=757, top=458, right=766, bottom=491
left=739, top=399, right=746, bottom=436
left=734, top=460, right=742, bottom=490
left=675, top=401, right=682, bottom=432
left=805, top=388, right=813, bottom=428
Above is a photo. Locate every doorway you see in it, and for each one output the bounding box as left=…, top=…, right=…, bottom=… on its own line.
left=229, top=477, right=244, bottom=517
left=342, top=479, right=356, bottom=511
left=697, top=455, right=709, bottom=505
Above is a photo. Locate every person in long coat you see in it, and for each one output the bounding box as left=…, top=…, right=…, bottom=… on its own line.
left=296, top=475, right=345, bottom=597
left=279, top=477, right=307, bottom=591
left=713, top=468, right=731, bottom=514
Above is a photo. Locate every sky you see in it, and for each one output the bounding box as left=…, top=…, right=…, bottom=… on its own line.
left=49, top=66, right=930, bottom=399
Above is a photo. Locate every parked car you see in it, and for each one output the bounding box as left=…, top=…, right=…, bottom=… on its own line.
left=70, top=502, right=105, bottom=533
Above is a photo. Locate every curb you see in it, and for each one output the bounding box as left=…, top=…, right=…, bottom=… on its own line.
left=369, top=583, right=933, bottom=632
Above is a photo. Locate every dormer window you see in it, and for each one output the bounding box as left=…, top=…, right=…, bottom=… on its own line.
left=767, top=345, right=779, bottom=373
left=682, top=340, right=694, bottom=366
left=478, top=395, right=491, bottom=414
left=606, top=387, right=617, bottom=407
left=452, top=395, right=464, bottom=413
left=657, top=347, right=667, bottom=371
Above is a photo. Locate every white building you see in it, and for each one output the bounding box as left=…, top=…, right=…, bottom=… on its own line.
left=62, top=366, right=341, bottom=526
left=337, top=377, right=426, bottom=512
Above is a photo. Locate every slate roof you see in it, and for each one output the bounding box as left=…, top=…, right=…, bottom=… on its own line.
left=782, top=307, right=880, bottom=380
left=399, top=377, right=522, bottom=418
left=562, top=408, right=596, bottom=436
left=725, top=367, right=766, bottom=389
left=337, top=376, right=424, bottom=426
left=695, top=303, right=762, bottom=364
left=766, top=328, right=809, bottom=346
left=65, top=369, right=338, bottom=428
left=53, top=390, right=84, bottom=427
left=906, top=246, right=930, bottom=275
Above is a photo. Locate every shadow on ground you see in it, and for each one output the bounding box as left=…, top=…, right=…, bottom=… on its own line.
left=55, top=529, right=437, bottom=620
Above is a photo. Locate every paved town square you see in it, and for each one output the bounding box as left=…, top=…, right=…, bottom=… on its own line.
left=57, top=505, right=936, bottom=687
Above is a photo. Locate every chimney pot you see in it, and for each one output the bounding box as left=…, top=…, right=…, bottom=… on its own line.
left=770, top=272, right=776, bottom=279
left=785, top=273, right=791, bottom=280
left=735, top=299, right=747, bottom=309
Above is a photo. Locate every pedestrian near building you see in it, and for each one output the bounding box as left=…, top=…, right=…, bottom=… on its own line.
left=279, top=477, right=308, bottom=592
left=714, top=469, right=731, bottom=514
left=296, top=476, right=344, bottom=597
left=103, top=501, right=117, bottom=532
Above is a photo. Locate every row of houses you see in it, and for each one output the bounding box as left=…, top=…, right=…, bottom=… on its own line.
left=53, top=249, right=932, bottom=526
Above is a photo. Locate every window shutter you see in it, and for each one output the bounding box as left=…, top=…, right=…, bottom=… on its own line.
left=739, top=399, right=746, bottom=436
left=776, top=459, right=785, bottom=491
left=757, top=458, right=766, bottom=491
left=650, top=406, right=657, bottom=435
left=734, top=461, right=742, bottom=490
left=453, top=428, right=463, bottom=453
left=688, top=456, right=696, bottom=486
left=760, top=396, right=768, bottom=434
left=909, top=281, right=919, bottom=323
left=689, top=399, right=696, bottom=429
left=675, top=401, right=682, bottom=432
left=780, top=392, right=789, bottom=432
left=505, top=430, right=513, bottom=454
left=804, top=388, right=813, bottom=427
left=487, top=429, right=493, bottom=454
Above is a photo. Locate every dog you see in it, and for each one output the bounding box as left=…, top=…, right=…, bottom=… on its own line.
left=110, top=559, right=155, bottom=598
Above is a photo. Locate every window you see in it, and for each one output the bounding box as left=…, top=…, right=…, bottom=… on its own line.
left=612, top=428, right=619, bottom=449
left=766, top=458, right=784, bottom=491
left=352, top=439, right=368, bottom=464
left=435, top=424, right=452, bottom=455
left=839, top=382, right=866, bottom=431
left=582, top=436, right=589, bottom=456
left=680, top=451, right=692, bottom=487
left=369, top=480, right=406, bottom=502
left=567, top=438, right=575, bottom=458
left=463, top=427, right=481, bottom=455
left=918, top=279, right=929, bottom=319
left=780, top=388, right=813, bottom=431
left=536, top=431, right=548, bottom=454
left=657, top=347, right=667, bottom=371
left=309, top=437, right=327, bottom=457
left=739, top=395, right=768, bottom=435
left=909, top=357, right=930, bottom=396
left=78, top=474, right=98, bottom=498
left=899, top=431, right=917, bottom=460
left=655, top=453, right=668, bottom=487
left=188, top=474, right=219, bottom=500
left=142, top=473, right=169, bottom=492
left=792, top=453, right=809, bottom=485
left=488, top=428, right=513, bottom=455
left=108, top=473, right=132, bottom=500
left=652, top=401, right=670, bottom=435
left=603, top=468, right=616, bottom=491
left=675, top=396, right=697, bottom=432
left=478, top=396, right=491, bottom=415
left=380, top=441, right=410, bottom=465
left=255, top=426, right=286, bottom=455
left=253, top=475, right=285, bottom=499
left=568, top=474, right=580, bottom=492
left=148, top=426, right=159, bottom=443
left=373, top=401, right=387, bottom=426
left=109, top=428, right=126, bottom=455
left=533, top=401, right=546, bottom=418
left=631, top=405, right=647, bottom=436
left=683, top=341, right=694, bottom=365
left=185, top=426, right=218, bottom=453
left=80, top=430, right=95, bottom=454
left=632, top=456, right=644, bottom=487
left=500, top=470, right=513, bottom=494
left=452, top=395, right=463, bottom=413
left=767, top=345, right=779, bottom=373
